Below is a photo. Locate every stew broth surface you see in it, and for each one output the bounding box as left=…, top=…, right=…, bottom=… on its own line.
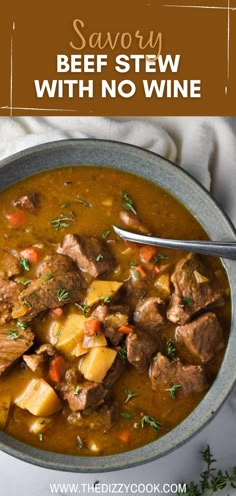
left=0, top=166, right=230, bottom=456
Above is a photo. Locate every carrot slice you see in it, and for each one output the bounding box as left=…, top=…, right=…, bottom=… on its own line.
left=118, top=430, right=132, bottom=443
left=135, top=265, right=146, bottom=279
left=50, top=307, right=64, bottom=319
left=118, top=325, right=133, bottom=334
left=84, top=319, right=102, bottom=336
left=48, top=355, right=66, bottom=382
left=6, top=210, right=27, bottom=228
left=140, top=245, right=157, bottom=263
left=19, top=247, right=40, bottom=264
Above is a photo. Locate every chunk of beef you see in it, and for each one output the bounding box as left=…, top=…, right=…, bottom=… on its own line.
left=57, top=234, right=116, bottom=278
left=91, top=304, right=129, bottom=346
left=103, top=354, right=125, bottom=388
left=103, top=312, right=128, bottom=346
left=35, top=343, right=56, bottom=357
left=67, top=401, right=119, bottom=433
left=63, top=381, right=108, bottom=411
left=124, top=276, right=149, bottom=310
left=150, top=353, right=208, bottom=396
left=91, top=304, right=109, bottom=321
left=37, top=254, right=75, bottom=277
left=176, top=312, right=225, bottom=363
left=167, top=254, right=223, bottom=325
left=133, top=297, right=167, bottom=331
left=64, top=367, right=81, bottom=384
left=23, top=353, right=44, bottom=372
left=13, top=271, right=85, bottom=321
left=12, top=193, right=38, bottom=213
left=0, top=326, right=34, bottom=375
left=0, top=278, right=21, bottom=325
left=126, top=327, right=163, bottom=373
left=119, top=210, right=151, bottom=235
left=0, top=250, right=20, bottom=278
left=99, top=401, right=119, bottom=430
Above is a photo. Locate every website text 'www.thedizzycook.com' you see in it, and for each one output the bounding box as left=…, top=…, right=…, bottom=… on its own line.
left=49, top=482, right=187, bottom=494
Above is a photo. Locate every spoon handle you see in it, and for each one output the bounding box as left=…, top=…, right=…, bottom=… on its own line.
left=113, top=226, right=236, bottom=260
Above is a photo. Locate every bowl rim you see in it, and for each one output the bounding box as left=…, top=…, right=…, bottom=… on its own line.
left=0, top=137, right=236, bottom=473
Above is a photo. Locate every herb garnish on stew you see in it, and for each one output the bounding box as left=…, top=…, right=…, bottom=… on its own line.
left=19, top=258, right=30, bottom=271
left=140, top=416, right=162, bottom=431
left=124, top=389, right=138, bottom=404
left=121, top=192, right=137, bottom=215
left=57, top=289, right=69, bottom=302
left=166, top=384, right=182, bottom=399
left=50, top=215, right=75, bottom=231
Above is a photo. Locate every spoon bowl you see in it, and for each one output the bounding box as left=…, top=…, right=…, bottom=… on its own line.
left=113, top=226, right=236, bottom=260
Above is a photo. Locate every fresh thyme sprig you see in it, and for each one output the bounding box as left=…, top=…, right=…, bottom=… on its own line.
left=121, top=192, right=137, bottom=215
left=140, top=415, right=162, bottom=431
left=50, top=214, right=75, bottom=231
left=166, top=338, right=177, bottom=360
left=178, top=446, right=236, bottom=496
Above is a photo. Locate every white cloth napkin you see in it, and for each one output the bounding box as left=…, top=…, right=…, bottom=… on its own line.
left=0, top=116, right=236, bottom=496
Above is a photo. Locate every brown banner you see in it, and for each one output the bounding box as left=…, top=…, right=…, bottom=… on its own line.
left=0, top=0, right=235, bottom=116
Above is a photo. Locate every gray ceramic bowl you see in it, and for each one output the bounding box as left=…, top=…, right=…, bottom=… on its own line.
left=0, top=139, right=236, bottom=472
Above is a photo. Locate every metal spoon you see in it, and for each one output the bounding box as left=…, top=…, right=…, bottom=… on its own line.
left=113, top=226, right=236, bottom=260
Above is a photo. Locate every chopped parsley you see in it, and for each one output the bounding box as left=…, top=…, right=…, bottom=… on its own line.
left=23, top=299, right=31, bottom=307
left=7, top=328, right=20, bottom=340
left=102, top=230, right=110, bottom=239
left=166, top=384, right=182, bottom=399
left=129, top=262, right=137, bottom=269
left=119, top=346, right=127, bottom=361
left=103, top=295, right=111, bottom=303
left=121, top=192, right=137, bottom=215
left=73, top=385, right=81, bottom=396
left=50, top=214, right=75, bottom=231
left=182, top=297, right=193, bottom=305
left=135, top=270, right=140, bottom=280
left=124, top=389, right=138, bottom=404
left=22, top=279, right=32, bottom=286
left=140, top=291, right=146, bottom=300
left=45, top=273, right=54, bottom=281
left=140, top=415, right=162, bottom=431
left=80, top=304, right=91, bottom=317
left=166, top=338, right=176, bottom=360
left=152, top=253, right=168, bottom=265
left=57, top=289, right=69, bottom=302
left=19, top=258, right=30, bottom=271
left=16, top=321, right=27, bottom=330
left=38, top=433, right=43, bottom=442
left=60, top=202, right=71, bottom=208
left=96, top=254, right=104, bottom=262
left=120, top=412, right=133, bottom=419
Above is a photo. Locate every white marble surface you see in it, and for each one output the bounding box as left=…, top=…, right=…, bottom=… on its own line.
left=0, top=116, right=236, bottom=496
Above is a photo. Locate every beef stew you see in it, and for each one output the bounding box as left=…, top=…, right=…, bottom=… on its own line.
left=0, top=166, right=230, bottom=455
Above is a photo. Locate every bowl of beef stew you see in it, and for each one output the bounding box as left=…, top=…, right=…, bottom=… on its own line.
left=0, top=139, right=235, bottom=472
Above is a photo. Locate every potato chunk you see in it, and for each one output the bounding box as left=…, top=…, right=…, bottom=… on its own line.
left=0, top=393, right=11, bottom=429
left=86, top=280, right=123, bottom=307
left=154, top=273, right=171, bottom=297
left=28, top=416, right=52, bottom=434
left=50, top=313, right=89, bottom=357
left=80, top=347, right=117, bottom=382
left=15, top=378, right=61, bottom=416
